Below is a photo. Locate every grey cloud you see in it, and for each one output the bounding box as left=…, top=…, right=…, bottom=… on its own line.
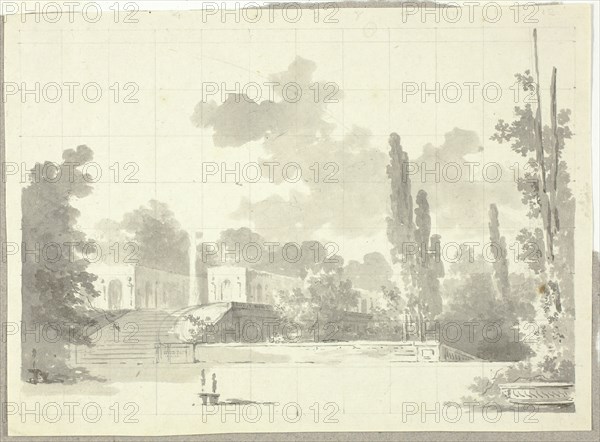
left=191, top=56, right=336, bottom=148
left=193, top=57, right=523, bottom=245
left=412, top=128, right=526, bottom=231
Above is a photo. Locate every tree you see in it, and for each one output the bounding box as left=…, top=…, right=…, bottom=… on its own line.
left=120, top=200, right=190, bottom=275
left=414, top=190, right=431, bottom=270
left=425, top=233, right=445, bottom=316
left=413, top=190, right=444, bottom=317
left=387, top=136, right=445, bottom=318
left=275, top=273, right=360, bottom=341
left=386, top=133, right=415, bottom=286
left=488, top=204, right=510, bottom=299
left=440, top=241, right=537, bottom=362
left=259, top=239, right=344, bottom=279
left=414, top=190, right=430, bottom=306
left=490, top=29, right=575, bottom=380
left=440, top=272, right=534, bottom=362
left=343, top=252, right=394, bottom=292
left=273, top=287, right=318, bottom=340
left=369, top=286, right=407, bottom=339
left=199, top=227, right=344, bottom=279
left=307, top=273, right=360, bottom=321
left=21, top=145, right=102, bottom=382
left=197, top=227, right=267, bottom=270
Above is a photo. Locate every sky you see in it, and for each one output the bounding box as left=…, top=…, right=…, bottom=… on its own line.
left=4, top=7, right=582, bottom=265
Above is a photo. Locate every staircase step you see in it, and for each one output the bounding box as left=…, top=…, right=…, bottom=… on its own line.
left=74, top=309, right=185, bottom=364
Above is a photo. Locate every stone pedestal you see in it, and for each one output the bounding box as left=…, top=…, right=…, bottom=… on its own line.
left=498, top=382, right=574, bottom=406
left=198, top=393, right=220, bottom=405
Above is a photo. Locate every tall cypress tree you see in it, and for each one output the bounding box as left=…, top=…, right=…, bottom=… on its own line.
left=386, top=133, right=415, bottom=289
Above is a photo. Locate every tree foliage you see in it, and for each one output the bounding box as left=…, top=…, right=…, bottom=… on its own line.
left=120, top=199, right=190, bottom=274
left=275, top=273, right=360, bottom=341
left=199, top=227, right=344, bottom=279
left=488, top=204, right=510, bottom=299
left=488, top=30, right=575, bottom=379
left=386, top=135, right=444, bottom=317
left=21, top=145, right=103, bottom=382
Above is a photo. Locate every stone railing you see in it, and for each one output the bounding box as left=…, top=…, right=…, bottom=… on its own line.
left=439, top=344, right=480, bottom=361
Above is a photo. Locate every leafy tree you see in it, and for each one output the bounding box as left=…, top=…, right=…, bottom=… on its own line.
left=514, top=227, right=547, bottom=275
left=199, top=227, right=344, bottom=279
left=343, top=252, right=394, bottom=292
left=21, top=145, right=102, bottom=382
left=307, top=273, right=359, bottom=322
left=275, top=273, right=360, bottom=341
left=273, top=287, right=317, bottom=339
left=440, top=241, right=537, bottom=362
left=261, top=239, right=344, bottom=279
left=196, top=227, right=266, bottom=270
left=120, top=199, right=190, bottom=275
left=440, top=273, right=534, bottom=361
left=368, top=286, right=407, bottom=339
left=489, top=29, right=575, bottom=379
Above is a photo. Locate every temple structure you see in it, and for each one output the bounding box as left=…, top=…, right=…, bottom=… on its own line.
left=87, top=262, right=303, bottom=311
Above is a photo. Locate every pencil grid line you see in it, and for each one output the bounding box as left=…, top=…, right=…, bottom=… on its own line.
left=341, top=27, right=345, bottom=414
left=8, top=16, right=582, bottom=421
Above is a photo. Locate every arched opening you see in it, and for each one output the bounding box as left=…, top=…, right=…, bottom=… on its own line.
left=221, top=279, right=231, bottom=301
left=108, top=279, right=123, bottom=310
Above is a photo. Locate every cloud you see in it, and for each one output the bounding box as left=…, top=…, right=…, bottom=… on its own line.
left=411, top=128, right=526, bottom=234
left=190, top=57, right=335, bottom=148
left=191, top=57, right=525, bottom=249
left=230, top=126, right=389, bottom=239
left=193, top=56, right=388, bottom=241
left=416, top=128, right=482, bottom=163
left=192, top=98, right=279, bottom=148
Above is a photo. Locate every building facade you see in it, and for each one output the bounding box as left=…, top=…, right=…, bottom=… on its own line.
left=89, top=262, right=299, bottom=311
left=88, top=263, right=136, bottom=311
left=354, top=288, right=386, bottom=314
left=206, top=265, right=301, bottom=305
left=88, top=263, right=206, bottom=311
left=134, top=265, right=206, bottom=309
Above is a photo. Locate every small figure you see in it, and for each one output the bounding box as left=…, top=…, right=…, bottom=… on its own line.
left=27, top=348, right=48, bottom=384
left=127, top=277, right=134, bottom=307
left=28, top=349, right=38, bottom=384
left=212, top=373, right=217, bottom=394
left=200, top=369, right=206, bottom=392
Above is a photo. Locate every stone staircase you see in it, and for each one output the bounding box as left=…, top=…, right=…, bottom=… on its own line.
left=72, top=309, right=184, bottom=365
